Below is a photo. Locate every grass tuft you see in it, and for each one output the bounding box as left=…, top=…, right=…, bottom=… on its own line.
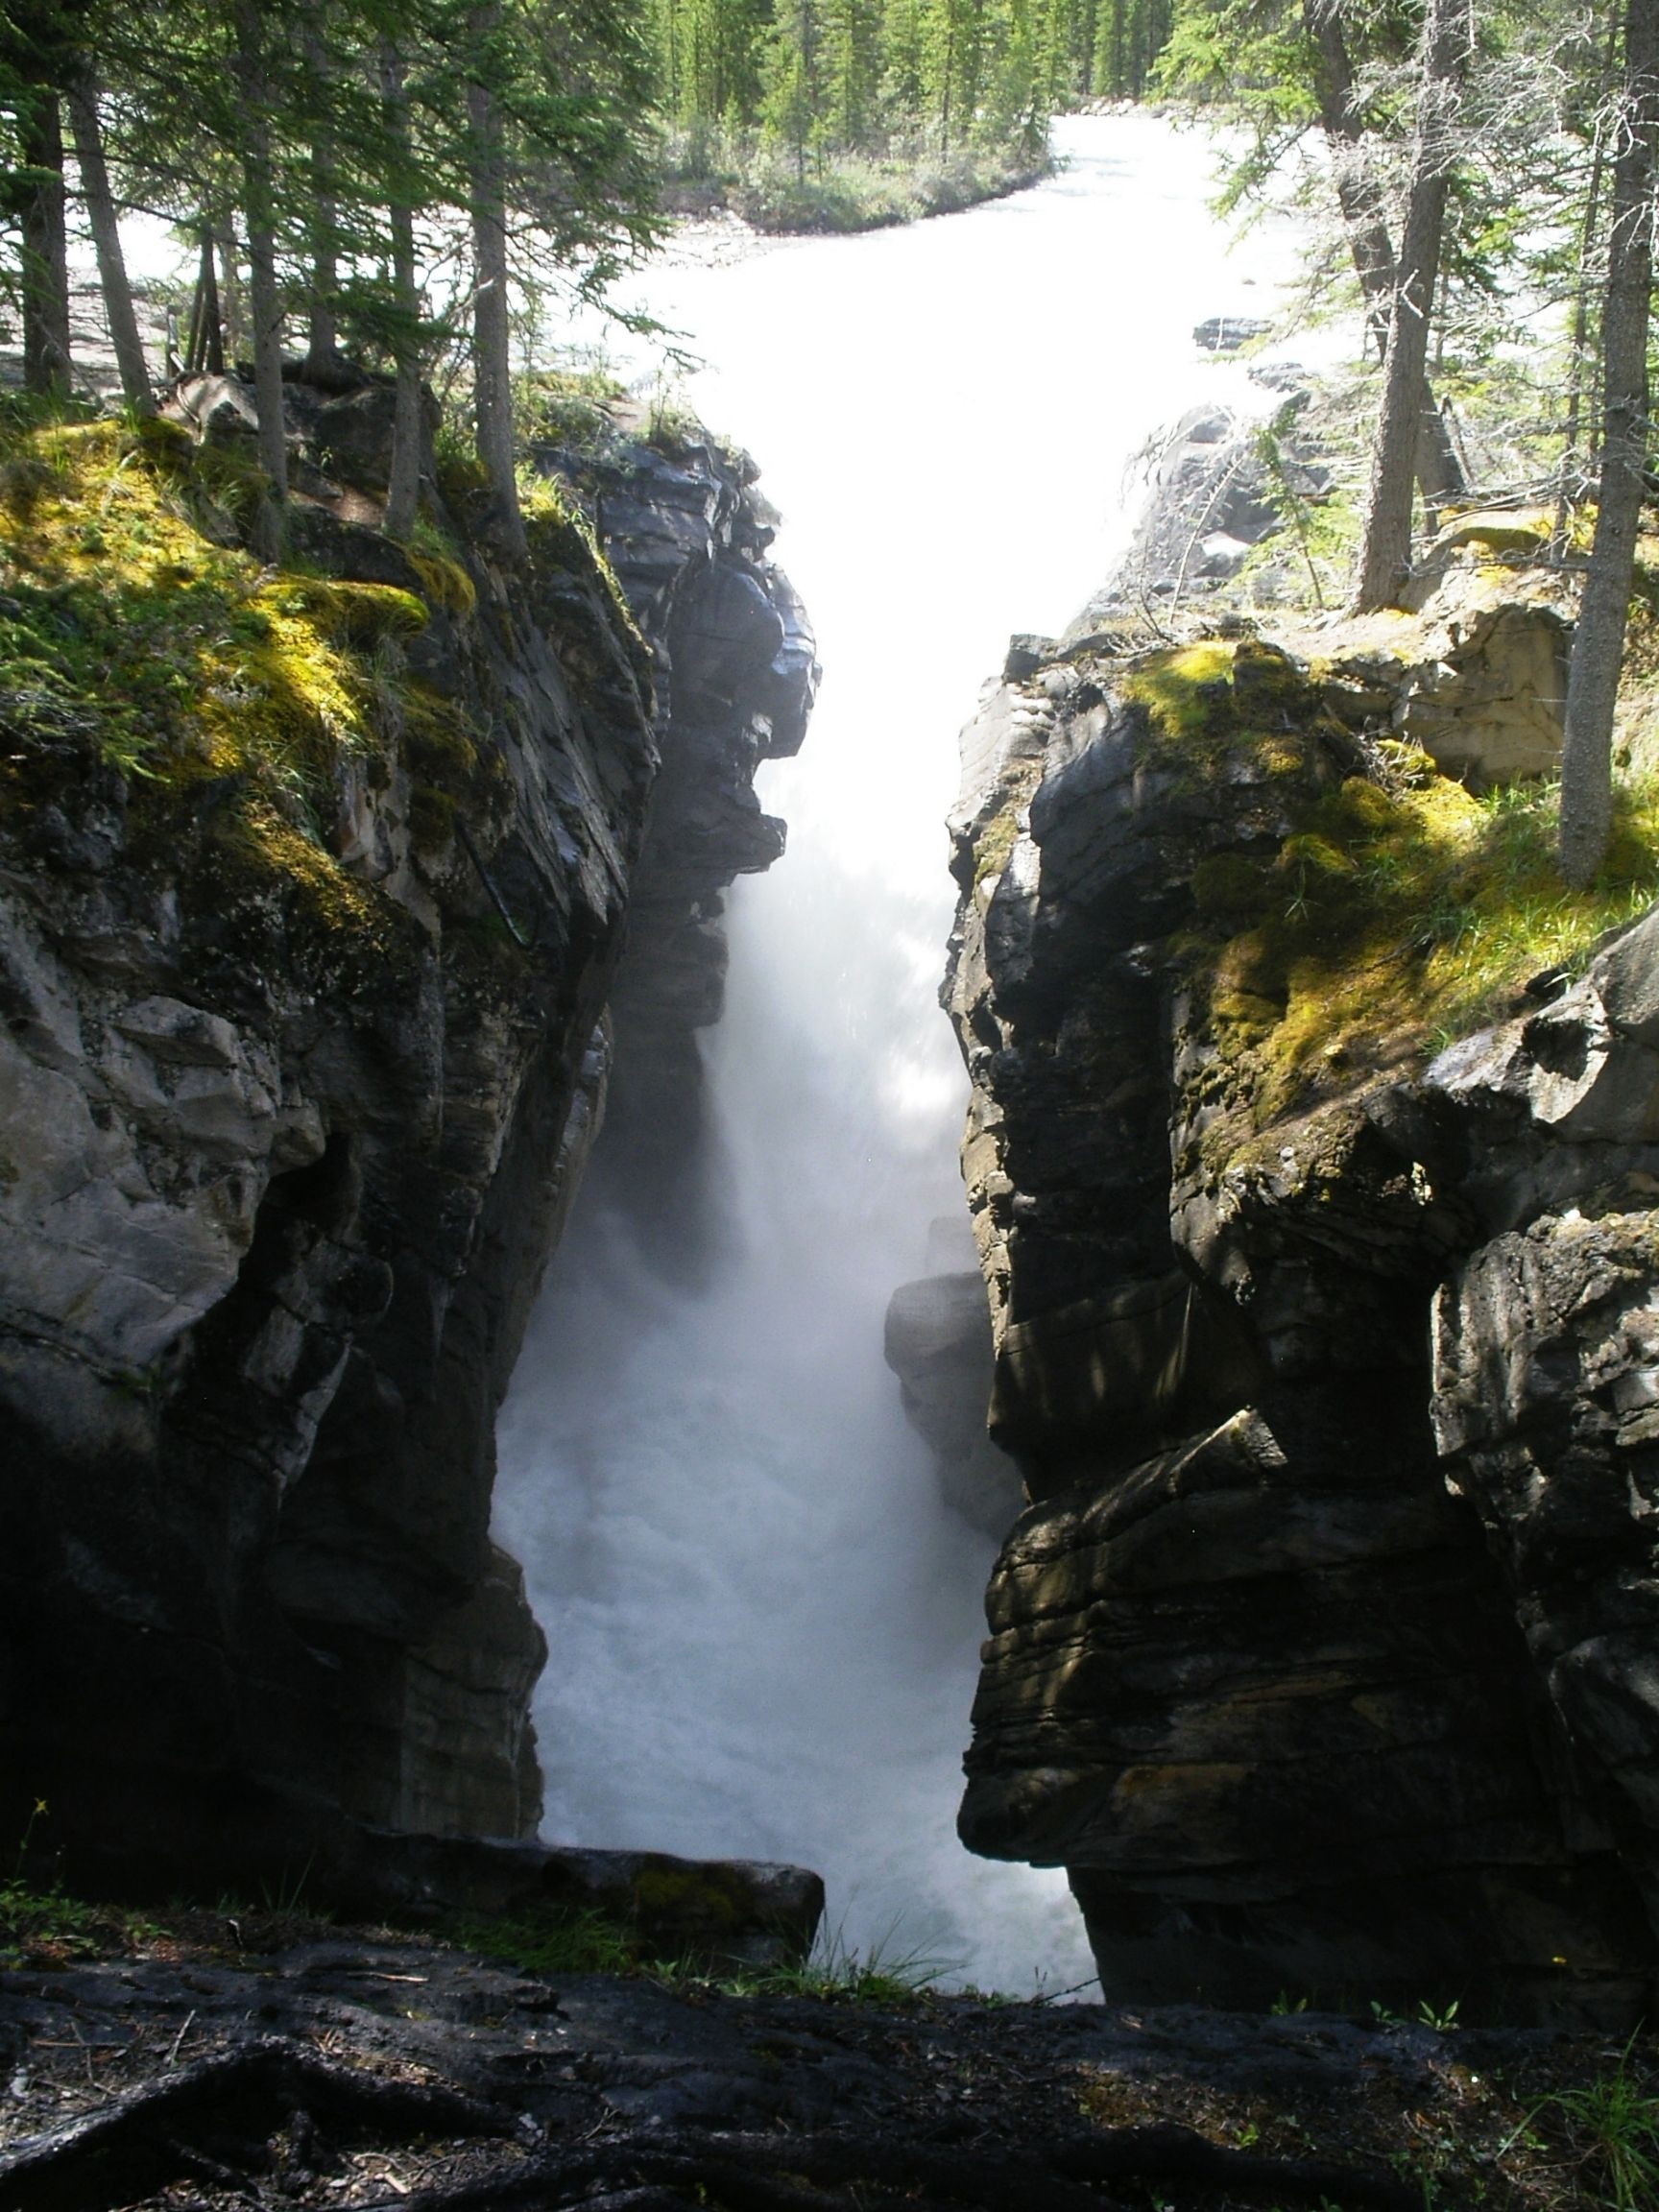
left=442, top=1902, right=944, bottom=2006
left=1529, top=2038, right=1659, bottom=2212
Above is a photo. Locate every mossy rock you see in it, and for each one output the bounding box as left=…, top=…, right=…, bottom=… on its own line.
left=1431, top=507, right=1553, bottom=559
left=1191, top=851, right=1268, bottom=925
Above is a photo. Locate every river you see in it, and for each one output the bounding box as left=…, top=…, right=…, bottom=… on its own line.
left=493, top=110, right=1348, bottom=1993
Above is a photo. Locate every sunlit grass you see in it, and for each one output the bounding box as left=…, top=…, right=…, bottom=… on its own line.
left=1201, top=764, right=1659, bottom=1126
left=0, top=400, right=502, bottom=964
left=1122, top=637, right=1659, bottom=1132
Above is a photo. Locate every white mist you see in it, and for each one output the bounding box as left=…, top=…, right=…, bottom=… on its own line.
left=494, top=111, right=1346, bottom=1992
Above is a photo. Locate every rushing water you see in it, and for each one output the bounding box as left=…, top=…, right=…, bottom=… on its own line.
left=493, top=111, right=1345, bottom=1992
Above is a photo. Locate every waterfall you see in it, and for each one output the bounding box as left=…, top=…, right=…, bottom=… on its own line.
left=493, top=110, right=1339, bottom=1991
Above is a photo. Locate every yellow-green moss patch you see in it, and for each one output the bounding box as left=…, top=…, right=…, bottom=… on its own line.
left=0, top=407, right=493, bottom=962
left=1191, top=768, right=1659, bottom=1136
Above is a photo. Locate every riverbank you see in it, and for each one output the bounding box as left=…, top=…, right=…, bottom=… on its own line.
left=0, top=1908, right=1642, bottom=2211
left=658, top=134, right=1053, bottom=235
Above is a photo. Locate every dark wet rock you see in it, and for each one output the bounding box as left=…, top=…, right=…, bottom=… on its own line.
left=1192, top=315, right=1272, bottom=351
left=883, top=1274, right=1022, bottom=1533
left=563, top=429, right=820, bottom=1283
left=0, top=395, right=815, bottom=1903
left=942, top=614, right=1659, bottom=2025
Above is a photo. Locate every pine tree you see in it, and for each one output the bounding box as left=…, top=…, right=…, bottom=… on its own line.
left=1351, top=0, right=1476, bottom=610
left=1560, top=0, right=1659, bottom=884
left=764, top=0, right=826, bottom=176
left=1, top=0, right=82, bottom=397
left=826, top=0, right=884, bottom=147
left=64, top=73, right=152, bottom=413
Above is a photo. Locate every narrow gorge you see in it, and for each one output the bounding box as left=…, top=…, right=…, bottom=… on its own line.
left=7, top=107, right=1659, bottom=2057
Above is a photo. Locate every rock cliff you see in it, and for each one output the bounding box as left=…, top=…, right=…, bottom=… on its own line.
left=944, top=548, right=1659, bottom=2023
left=0, top=378, right=815, bottom=1911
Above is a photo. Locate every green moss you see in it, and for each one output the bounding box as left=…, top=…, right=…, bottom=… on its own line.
left=517, top=361, right=628, bottom=458
left=1080, top=623, right=1659, bottom=1136
left=974, top=805, right=1022, bottom=888
left=405, top=543, right=477, bottom=618
left=521, top=486, right=647, bottom=683
left=407, top=784, right=457, bottom=853
left=1191, top=851, right=1269, bottom=925
left=0, top=410, right=495, bottom=985
left=1190, top=767, right=1659, bottom=1135
left=268, top=575, right=430, bottom=647
left=631, top=1859, right=745, bottom=1935
left=1122, top=637, right=1330, bottom=800
left=1123, top=638, right=1236, bottom=750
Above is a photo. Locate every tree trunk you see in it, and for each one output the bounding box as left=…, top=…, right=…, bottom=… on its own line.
left=386, top=201, right=423, bottom=541
left=65, top=77, right=154, bottom=415
left=1554, top=21, right=1619, bottom=551
left=381, top=45, right=422, bottom=544
left=1302, top=0, right=1466, bottom=508
left=467, top=5, right=526, bottom=561
left=214, top=218, right=244, bottom=364
left=1351, top=0, right=1473, bottom=612
left=184, top=228, right=226, bottom=375
left=234, top=0, right=289, bottom=562
left=19, top=88, right=71, bottom=398
left=303, top=15, right=343, bottom=381
left=1560, top=0, right=1659, bottom=886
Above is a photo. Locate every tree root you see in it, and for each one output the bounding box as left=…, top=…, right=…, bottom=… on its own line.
left=372, top=2121, right=1423, bottom=2212
left=0, top=2032, right=1425, bottom=2212
left=0, top=2035, right=507, bottom=2212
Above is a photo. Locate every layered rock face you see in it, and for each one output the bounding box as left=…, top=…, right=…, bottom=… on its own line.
left=565, top=438, right=817, bottom=1277
left=945, top=615, right=1659, bottom=2023
left=0, top=392, right=813, bottom=1904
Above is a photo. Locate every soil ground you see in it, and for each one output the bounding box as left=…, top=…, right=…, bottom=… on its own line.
left=0, top=1910, right=1645, bottom=2211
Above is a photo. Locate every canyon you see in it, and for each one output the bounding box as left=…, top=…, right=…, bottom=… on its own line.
left=939, top=486, right=1659, bottom=2018
left=5, top=112, right=1659, bottom=2036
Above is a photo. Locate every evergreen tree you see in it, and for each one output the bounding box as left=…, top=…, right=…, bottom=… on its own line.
left=926, top=0, right=988, bottom=151
left=883, top=0, right=930, bottom=125
left=826, top=0, right=884, bottom=146
left=1352, top=0, right=1476, bottom=610
left=764, top=0, right=825, bottom=175
left=1560, top=0, right=1659, bottom=884
left=0, top=0, right=84, bottom=397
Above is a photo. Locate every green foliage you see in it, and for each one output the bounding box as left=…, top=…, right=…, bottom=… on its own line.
left=0, top=404, right=490, bottom=973
left=445, top=1900, right=943, bottom=2005
left=683, top=1918, right=946, bottom=2002
left=449, top=1901, right=643, bottom=1976
left=1094, top=0, right=1175, bottom=99
left=1529, top=2039, right=1659, bottom=2212
left=0, top=1799, right=158, bottom=1966
left=517, top=358, right=629, bottom=456
left=1129, top=639, right=1659, bottom=1132
left=10, top=0, right=665, bottom=508
left=656, top=0, right=1119, bottom=200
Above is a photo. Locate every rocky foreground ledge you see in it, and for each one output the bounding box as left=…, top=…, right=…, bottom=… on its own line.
left=0, top=1912, right=1642, bottom=2212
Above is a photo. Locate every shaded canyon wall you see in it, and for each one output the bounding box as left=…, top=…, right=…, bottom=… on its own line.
left=0, top=387, right=815, bottom=1906
left=942, top=553, right=1659, bottom=2024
